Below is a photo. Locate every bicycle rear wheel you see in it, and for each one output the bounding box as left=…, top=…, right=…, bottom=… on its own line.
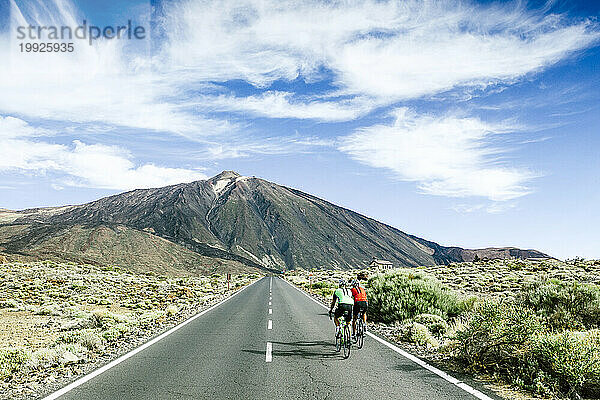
left=356, top=319, right=364, bottom=349
left=343, top=325, right=351, bottom=359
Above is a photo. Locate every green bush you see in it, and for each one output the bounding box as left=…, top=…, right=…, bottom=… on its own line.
left=165, top=304, right=179, bottom=316
left=311, top=281, right=335, bottom=290
left=315, top=287, right=335, bottom=299
left=27, top=348, right=60, bottom=370
left=0, top=348, right=30, bottom=380
left=57, top=329, right=104, bottom=351
left=91, top=309, right=131, bottom=328
left=0, top=299, right=19, bottom=309
left=367, top=270, right=475, bottom=323
left=518, top=280, right=600, bottom=330
left=451, top=297, right=600, bottom=398
left=528, top=329, right=600, bottom=397
left=398, top=322, right=439, bottom=347
left=414, top=313, right=449, bottom=336
left=452, top=299, right=542, bottom=371
left=102, top=323, right=131, bottom=342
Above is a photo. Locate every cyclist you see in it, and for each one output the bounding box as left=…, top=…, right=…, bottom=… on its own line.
left=350, top=278, right=368, bottom=338
left=328, top=279, right=353, bottom=334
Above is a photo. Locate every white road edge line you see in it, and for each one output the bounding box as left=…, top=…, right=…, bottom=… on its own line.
left=268, top=320, right=272, bottom=330
left=280, top=277, right=494, bottom=400
left=42, top=277, right=263, bottom=400
left=266, top=342, right=273, bottom=362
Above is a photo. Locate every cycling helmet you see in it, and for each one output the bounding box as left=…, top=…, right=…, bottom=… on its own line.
left=350, top=279, right=359, bottom=288
left=338, top=279, right=346, bottom=288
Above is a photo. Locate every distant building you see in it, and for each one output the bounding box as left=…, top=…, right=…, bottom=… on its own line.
left=369, top=257, right=393, bottom=270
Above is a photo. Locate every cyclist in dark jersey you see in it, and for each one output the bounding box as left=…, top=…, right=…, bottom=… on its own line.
left=350, top=279, right=368, bottom=338
left=328, top=279, right=354, bottom=332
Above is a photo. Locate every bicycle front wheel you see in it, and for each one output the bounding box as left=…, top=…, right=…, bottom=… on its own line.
left=343, top=326, right=351, bottom=359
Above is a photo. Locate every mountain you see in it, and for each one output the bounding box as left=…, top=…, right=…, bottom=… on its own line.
left=0, top=171, right=549, bottom=274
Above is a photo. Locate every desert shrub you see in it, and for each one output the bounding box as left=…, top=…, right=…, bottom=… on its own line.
left=165, top=304, right=179, bottom=316
left=518, top=280, right=600, bottom=330
left=64, top=306, right=92, bottom=320
left=398, top=322, right=440, bottom=347
left=450, top=298, right=600, bottom=397
left=0, top=298, right=19, bottom=309
left=527, top=329, right=600, bottom=397
left=414, top=313, right=448, bottom=336
left=102, top=323, right=131, bottom=342
left=77, top=330, right=104, bottom=351
left=57, top=329, right=104, bottom=351
left=35, top=303, right=62, bottom=316
left=138, top=310, right=164, bottom=324
left=452, top=299, right=542, bottom=371
left=27, top=348, right=59, bottom=370
left=311, top=281, right=335, bottom=290
left=91, top=309, right=131, bottom=328
left=315, top=287, right=336, bottom=299
left=54, top=343, right=86, bottom=363
left=0, top=348, right=30, bottom=380
left=367, top=270, right=475, bottom=323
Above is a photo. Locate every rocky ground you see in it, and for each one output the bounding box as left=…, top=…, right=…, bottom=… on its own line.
left=0, top=261, right=260, bottom=400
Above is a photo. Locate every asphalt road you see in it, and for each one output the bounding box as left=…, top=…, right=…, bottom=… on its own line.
left=53, top=277, right=499, bottom=400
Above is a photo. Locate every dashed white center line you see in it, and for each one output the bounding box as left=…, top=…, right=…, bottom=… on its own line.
left=268, top=320, right=272, bottom=330
left=269, top=308, right=272, bottom=314
left=265, top=342, right=272, bottom=362
left=269, top=301, right=272, bottom=305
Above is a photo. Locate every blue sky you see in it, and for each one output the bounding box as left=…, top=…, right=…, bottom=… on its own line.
left=0, top=0, right=598, bottom=259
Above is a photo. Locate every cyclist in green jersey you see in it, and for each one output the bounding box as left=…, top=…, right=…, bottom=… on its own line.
left=328, top=279, right=354, bottom=329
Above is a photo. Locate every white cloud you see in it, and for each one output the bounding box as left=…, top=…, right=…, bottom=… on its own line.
left=0, top=115, right=50, bottom=138
left=0, top=117, right=207, bottom=190
left=200, top=92, right=378, bottom=122
left=339, top=108, right=538, bottom=201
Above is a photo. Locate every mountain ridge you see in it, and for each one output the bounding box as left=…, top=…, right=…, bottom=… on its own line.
left=0, top=171, right=550, bottom=274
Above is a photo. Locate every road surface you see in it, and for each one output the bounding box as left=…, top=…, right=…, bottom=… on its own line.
left=51, top=277, right=499, bottom=400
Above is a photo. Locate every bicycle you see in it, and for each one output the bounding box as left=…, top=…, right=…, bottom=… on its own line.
left=354, top=309, right=366, bottom=349
left=331, top=310, right=352, bottom=359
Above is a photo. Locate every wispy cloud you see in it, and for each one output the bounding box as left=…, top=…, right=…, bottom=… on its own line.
left=199, top=92, right=379, bottom=122
left=196, top=134, right=334, bottom=160
left=451, top=202, right=517, bottom=214
left=160, top=0, right=599, bottom=102
left=339, top=108, right=539, bottom=201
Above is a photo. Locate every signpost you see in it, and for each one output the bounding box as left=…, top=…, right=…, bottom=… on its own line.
left=309, top=272, right=313, bottom=292
left=227, top=273, right=231, bottom=291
